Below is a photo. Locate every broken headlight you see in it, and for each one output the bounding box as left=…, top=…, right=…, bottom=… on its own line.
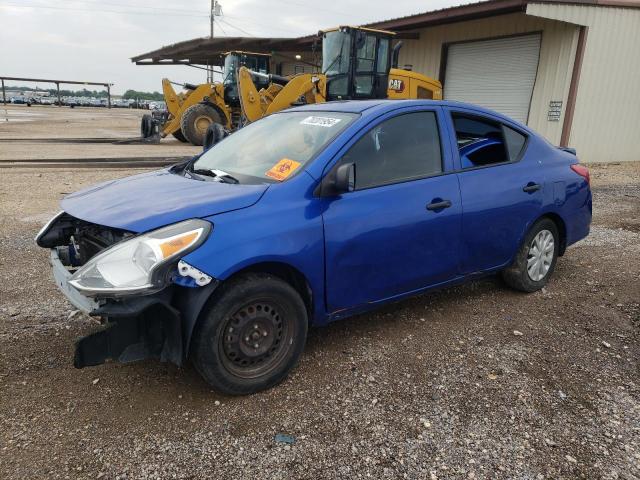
left=69, top=219, right=211, bottom=297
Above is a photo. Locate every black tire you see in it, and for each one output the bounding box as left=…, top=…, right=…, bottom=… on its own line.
left=180, top=103, right=222, bottom=146
left=171, top=129, right=188, bottom=143
left=502, top=218, right=560, bottom=292
left=203, top=122, right=226, bottom=151
left=140, top=114, right=153, bottom=138
left=192, top=273, right=308, bottom=395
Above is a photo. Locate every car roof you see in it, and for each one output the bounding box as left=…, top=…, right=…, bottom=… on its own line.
left=286, top=99, right=528, bottom=129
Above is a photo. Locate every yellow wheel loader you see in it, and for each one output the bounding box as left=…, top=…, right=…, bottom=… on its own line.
left=141, top=51, right=271, bottom=146
left=237, top=26, right=442, bottom=124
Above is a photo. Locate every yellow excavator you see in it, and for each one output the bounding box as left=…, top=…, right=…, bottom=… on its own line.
left=141, top=51, right=271, bottom=145
left=237, top=26, right=442, bottom=125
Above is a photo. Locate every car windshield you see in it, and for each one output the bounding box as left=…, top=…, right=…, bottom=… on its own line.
left=191, top=111, right=357, bottom=184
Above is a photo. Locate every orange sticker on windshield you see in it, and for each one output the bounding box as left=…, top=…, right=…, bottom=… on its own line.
left=265, top=158, right=301, bottom=181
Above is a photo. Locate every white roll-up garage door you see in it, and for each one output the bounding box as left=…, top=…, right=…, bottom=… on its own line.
left=443, top=34, right=541, bottom=123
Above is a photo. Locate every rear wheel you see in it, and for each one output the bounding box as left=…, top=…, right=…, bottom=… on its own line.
left=502, top=218, right=559, bottom=292
left=180, top=103, right=222, bottom=146
left=140, top=114, right=153, bottom=138
left=192, top=274, right=308, bottom=395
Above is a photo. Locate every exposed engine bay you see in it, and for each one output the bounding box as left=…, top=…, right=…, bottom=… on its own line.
left=36, top=212, right=133, bottom=268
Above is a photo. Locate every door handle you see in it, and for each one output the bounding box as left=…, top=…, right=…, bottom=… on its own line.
left=523, top=183, right=541, bottom=193
left=426, top=199, right=452, bottom=211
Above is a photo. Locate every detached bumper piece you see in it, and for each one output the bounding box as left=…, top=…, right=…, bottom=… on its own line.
left=73, top=282, right=218, bottom=369
left=74, top=299, right=182, bottom=368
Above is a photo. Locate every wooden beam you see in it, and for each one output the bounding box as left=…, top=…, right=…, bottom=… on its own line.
left=561, top=26, right=588, bottom=147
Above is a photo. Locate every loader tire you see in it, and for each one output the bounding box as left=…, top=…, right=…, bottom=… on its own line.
left=140, top=114, right=153, bottom=138
left=180, top=103, right=222, bottom=146
left=172, top=130, right=188, bottom=143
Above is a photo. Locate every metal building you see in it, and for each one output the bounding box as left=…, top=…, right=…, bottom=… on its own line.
left=365, top=0, right=640, bottom=163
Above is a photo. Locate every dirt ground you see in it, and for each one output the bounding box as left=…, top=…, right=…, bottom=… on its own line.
left=0, top=162, right=638, bottom=479
left=0, top=104, right=200, bottom=161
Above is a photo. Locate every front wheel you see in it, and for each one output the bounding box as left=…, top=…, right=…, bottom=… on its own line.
left=192, top=274, right=308, bottom=395
left=502, top=218, right=560, bottom=292
left=180, top=103, right=222, bottom=146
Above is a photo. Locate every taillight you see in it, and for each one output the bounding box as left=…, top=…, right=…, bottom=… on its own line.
left=570, top=164, right=590, bottom=185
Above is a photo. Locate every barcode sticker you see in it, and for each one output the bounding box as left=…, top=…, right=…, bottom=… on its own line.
left=300, top=116, right=342, bottom=128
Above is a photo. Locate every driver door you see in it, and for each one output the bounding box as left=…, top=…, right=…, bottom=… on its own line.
left=322, top=108, right=462, bottom=313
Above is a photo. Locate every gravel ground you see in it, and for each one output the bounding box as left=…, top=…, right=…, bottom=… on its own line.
left=0, top=163, right=638, bottom=479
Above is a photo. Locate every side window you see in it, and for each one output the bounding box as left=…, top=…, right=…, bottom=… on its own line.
left=453, top=114, right=527, bottom=168
left=356, top=34, right=377, bottom=71
left=354, top=34, right=377, bottom=96
left=453, top=114, right=507, bottom=168
left=502, top=125, right=527, bottom=162
left=341, top=111, right=442, bottom=190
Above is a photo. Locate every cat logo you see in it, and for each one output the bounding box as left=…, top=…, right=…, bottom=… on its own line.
left=388, top=79, right=405, bottom=93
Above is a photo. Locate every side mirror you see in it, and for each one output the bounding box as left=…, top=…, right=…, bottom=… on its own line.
left=318, top=162, right=356, bottom=196
left=335, top=162, right=355, bottom=193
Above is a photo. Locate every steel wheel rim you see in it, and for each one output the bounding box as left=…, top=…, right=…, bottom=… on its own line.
left=527, top=229, right=554, bottom=281
left=219, top=300, right=293, bottom=379
left=195, top=115, right=212, bottom=135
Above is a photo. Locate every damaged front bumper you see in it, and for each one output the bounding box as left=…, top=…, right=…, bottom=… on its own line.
left=50, top=248, right=218, bottom=369
left=51, top=249, right=100, bottom=314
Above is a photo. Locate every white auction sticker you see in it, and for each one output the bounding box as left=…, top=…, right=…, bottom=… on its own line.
left=300, top=116, right=342, bottom=127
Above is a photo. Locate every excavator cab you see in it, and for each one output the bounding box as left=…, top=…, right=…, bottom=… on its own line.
left=321, top=26, right=393, bottom=101
left=223, top=51, right=271, bottom=106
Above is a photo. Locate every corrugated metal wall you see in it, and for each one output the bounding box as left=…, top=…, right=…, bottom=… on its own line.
left=443, top=34, right=542, bottom=123
left=527, top=3, right=640, bottom=162
left=396, top=12, right=579, bottom=146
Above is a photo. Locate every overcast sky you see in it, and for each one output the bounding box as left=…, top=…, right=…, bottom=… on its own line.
left=0, top=0, right=469, bottom=95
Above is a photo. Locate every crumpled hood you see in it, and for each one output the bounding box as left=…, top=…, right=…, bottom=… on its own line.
left=61, top=169, right=268, bottom=232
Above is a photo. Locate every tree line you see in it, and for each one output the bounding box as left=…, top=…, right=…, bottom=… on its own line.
left=6, top=85, right=163, bottom=100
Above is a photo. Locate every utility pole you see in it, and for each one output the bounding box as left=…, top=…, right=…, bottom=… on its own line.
left=210, top=0, right=221, bottom=39
left=208, top=0, right=222, bottom=82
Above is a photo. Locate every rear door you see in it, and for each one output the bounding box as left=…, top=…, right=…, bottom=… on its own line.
left=322, top=107, right=462, bottom=313
left=446, top=108, right=544, bottom=273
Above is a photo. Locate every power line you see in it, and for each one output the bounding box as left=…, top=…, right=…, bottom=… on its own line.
left=0, top=2, right=210, bottom=18
left=213, top=18, right=228, bottom=37
left=222, top=14, right=306, bottom=35
left=55, top=0, right=209, bottom=15
left=217, top=18, right=255, bottom=37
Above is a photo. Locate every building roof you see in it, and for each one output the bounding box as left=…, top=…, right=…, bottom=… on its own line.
left=132, top=0, right=640, bottom=66
left=131, top=36, right=314, bottom=67
left=363, top=0, right=639, bottom=31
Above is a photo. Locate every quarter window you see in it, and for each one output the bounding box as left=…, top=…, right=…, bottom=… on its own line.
left=502, top=125, right=527, bottom=162
left=340, top=111, right=442, bottom=190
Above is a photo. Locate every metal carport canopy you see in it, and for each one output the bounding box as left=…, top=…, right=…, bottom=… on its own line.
left=131, top=36, right=315, bottom=67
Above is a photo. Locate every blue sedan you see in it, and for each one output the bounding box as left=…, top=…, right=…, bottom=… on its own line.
left=36, top=100, right=592, bottom=395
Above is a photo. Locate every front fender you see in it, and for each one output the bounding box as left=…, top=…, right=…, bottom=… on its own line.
left=181, top=181, right=328, bottom=324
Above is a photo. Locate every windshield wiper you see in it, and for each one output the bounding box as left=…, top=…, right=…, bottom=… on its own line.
left=323, top=53, right=342, bottom=75
left=323, top=36, right=347, bottom=75
left=191, top=168, right=239, bottom=184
